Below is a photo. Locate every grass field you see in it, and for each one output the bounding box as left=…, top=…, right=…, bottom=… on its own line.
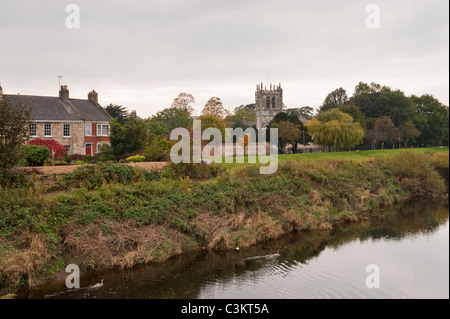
left=216, top=147, right=449, bottom=172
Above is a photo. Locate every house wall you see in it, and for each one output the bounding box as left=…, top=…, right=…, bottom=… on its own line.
left=33, top=121, right=84, bottom=155
left=84, top=121, right=111, bottom=154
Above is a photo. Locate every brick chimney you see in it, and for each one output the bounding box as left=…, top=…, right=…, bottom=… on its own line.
left=88, top=89, right=98, bottom=104
left=59, top=85, right=69, bottom=101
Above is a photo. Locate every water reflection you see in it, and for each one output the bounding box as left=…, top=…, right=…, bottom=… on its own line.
left=16, top=200, right=449, bottom=299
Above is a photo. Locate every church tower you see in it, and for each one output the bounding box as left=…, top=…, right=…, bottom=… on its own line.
left=255, top=82, right=283, bottom=128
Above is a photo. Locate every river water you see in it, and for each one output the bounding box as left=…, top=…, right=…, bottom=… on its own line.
left=16, top=200, right=449, bottom=299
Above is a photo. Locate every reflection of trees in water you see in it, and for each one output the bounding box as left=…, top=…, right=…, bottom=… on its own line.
left=21, top=200, right=448, bottom=299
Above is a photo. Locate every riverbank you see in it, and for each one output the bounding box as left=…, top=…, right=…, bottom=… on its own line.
left=0, top=150, right=448, bottom=293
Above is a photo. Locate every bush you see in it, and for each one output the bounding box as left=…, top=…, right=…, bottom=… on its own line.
left=20, top=145, right=50, bottom=166
left=386, top=152, right=447, bottom=197
left=94, top=144, right=117, bottom=162
left=28, top=138, right=66, bottom=159
left=60, top=163, right=137, bottom=190
left=164, top=162, right=224, bottom=180
left=144, top=137, right=172, bottom=162
left=0, top=168, right=32, bottom=188
left=126, top=155, right=145, bottom=163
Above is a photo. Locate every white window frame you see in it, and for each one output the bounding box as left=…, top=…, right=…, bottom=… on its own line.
left=63, top=123, right=71, bottom=138
left=29, top=123, right=37, bottom=137
left=64, top=145, right=71, bottom=155
left=97, top=124, right=110, bottom=137
left=44, top=123, right=52, bottom=137
left=85, top=123, right=92, bottom=136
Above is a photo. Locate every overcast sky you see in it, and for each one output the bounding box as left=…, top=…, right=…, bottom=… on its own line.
left=1, top=0, right=448, bottom=118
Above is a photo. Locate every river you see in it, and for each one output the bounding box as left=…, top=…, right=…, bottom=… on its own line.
left=16, top=200, right=449, bottom=299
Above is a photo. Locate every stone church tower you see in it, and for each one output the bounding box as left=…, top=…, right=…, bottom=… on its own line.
left=255, top=82, right=283, bottom=128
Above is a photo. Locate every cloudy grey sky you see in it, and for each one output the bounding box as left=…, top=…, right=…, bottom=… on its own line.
left=1, top=0, right=448, bottom=118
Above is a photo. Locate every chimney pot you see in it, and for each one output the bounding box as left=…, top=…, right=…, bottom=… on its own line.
left=59, top=85, right=69, bottom=101
left=88, top=89, right=99, bottom=104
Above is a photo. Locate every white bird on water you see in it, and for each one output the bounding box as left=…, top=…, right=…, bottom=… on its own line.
left=91, top=279, right=104, bottom=289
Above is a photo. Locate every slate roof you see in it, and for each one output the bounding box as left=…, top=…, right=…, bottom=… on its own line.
left=3, top=94, right=111, bottom=122
left=69, top=98, right=111, bottom=122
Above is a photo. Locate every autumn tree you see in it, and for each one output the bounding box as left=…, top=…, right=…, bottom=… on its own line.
left=198, top=114, right=227, bottom=143
left=399, top=121, right=421, bottom=148
left=373, top=116, right=398, bottom=149
left=172, top=93, right=195, bottom=116
left=202, top=97, right=228, bottom=119
left=306, top=109, right=364, bottom=152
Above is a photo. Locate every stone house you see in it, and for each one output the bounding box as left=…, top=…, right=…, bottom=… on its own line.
left=2, top=85, right=111, bottom=156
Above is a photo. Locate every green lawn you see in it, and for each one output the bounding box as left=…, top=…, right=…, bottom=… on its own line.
left=216, top=147, right=449, bottom=171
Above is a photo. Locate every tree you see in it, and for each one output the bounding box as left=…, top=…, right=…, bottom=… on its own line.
left=350, top=83, right=414, bottom=127
left=0, top=97, right=31, bottom=177
left=267, top=112, right=312, bottom=153
left=271, top=121, right=302, bottom=154
left=339, top=104, right=367, bottom=130
left=373, top=116, right=398, bottom=149
left=202, top=97, right=228, bottom=119
left=410, top=94, right=449, bottom=146
left=226, top=108, right=256, bottom=130
left=147, top=107, right=193, bottom=136
left=110, top=117, right=148, bottom=158
left=364, top=129, right=378, bottom=150
left=399, top=121, right=421, bottom=148
left=172, top=93, right=195, bottom=116
left=320, top=87, right=349, bottom=112
left=235, top=103, right=256, bottom=112
left=197, top=114, right=227, bottom=143
left=305, top=109, right=364, bottom=152
left=104, top=104, right=129, bottom=124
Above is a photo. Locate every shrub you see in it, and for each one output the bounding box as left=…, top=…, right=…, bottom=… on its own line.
left=20, top=145, right=50, bottom=166
left=28, top=138, right=66, bottom=159
left=94, top=144, right=117, bottom=162
left=164, top=162, right=224, bottom=180
left=126, top=155, right=145, bottom=163
left=60, top=163, right=137, bottom=190
left=144, top=137, right=172, bottom=162
left=386, top=152, right=446, bottom=197
left=0, top=168, right=32, bottom=188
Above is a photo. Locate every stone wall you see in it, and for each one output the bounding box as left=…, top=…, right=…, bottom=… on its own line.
left=34, top=121, right=84, bottom=154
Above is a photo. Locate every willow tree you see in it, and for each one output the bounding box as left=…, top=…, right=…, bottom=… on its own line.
left=306, top=109, right=364, bottom=152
